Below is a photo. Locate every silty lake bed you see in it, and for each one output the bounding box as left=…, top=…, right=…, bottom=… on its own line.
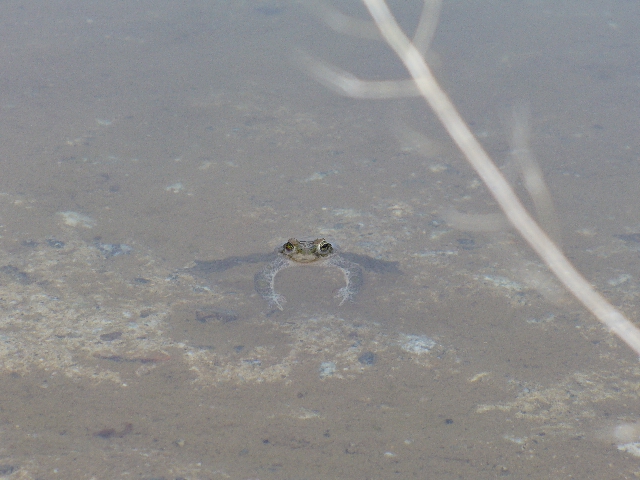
left=1, top=0, right=640, bottom=478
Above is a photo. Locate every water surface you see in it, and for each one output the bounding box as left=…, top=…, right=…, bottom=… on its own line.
left=1, top=0, right=640, bottom=477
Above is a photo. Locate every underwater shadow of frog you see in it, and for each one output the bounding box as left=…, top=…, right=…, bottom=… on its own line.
left=185, top=238, right=401, bottom=311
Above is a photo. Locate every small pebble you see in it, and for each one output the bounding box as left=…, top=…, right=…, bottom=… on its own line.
left=94, top=239, right=132, bottom=257
left=319, top=362, right=336, bottom=378
left=358, top=351, right=377, bottom=365
left=195, top=308, right=239, bottom=323
left=0, top=265, right=32, bottom=285
left=0, top=465, right=18, bottom=475
left=57, top=211, right=96, bottom=228
left=100, top=331, right=122, bottom=342
left=46, top=238, right=65, bottom=249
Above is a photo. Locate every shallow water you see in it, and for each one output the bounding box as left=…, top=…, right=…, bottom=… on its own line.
left=1, top=0, right=640, bottom=478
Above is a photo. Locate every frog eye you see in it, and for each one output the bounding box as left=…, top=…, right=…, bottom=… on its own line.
left=284, top=242, right=295, bottom=252
left=318, top=241, right=332, bottom=253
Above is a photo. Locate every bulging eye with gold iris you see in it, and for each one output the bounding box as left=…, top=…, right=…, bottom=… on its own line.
left=318, top=241, right=332, bottom=254
left=284, top=242, right=295, bottom=252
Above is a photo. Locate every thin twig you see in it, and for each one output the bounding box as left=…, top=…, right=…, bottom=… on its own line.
left=412, top=0, right=443, bottom=55
left=360, top=0, right=640, bottom=356
left=296, top=51, right=420, bottom=98
left=510, top=104, right=562, bottom=244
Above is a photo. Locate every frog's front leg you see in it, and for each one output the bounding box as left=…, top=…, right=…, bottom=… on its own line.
left=327, top=255, right=364, bottom=305
left=254, top=256, right=292, bottom=310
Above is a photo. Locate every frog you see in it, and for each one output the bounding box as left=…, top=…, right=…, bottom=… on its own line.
left=253, top=238, right=363, bottom=310
left=185, top=237, right=401, bottom=311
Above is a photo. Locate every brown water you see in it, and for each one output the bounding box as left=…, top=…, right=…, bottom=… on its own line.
left=1, top=0, right=640, bottom=478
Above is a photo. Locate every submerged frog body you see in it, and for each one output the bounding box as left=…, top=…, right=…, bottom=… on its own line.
left=186, top=237, right=400, bottom=311
left=254, top=238, right=363, bottom=310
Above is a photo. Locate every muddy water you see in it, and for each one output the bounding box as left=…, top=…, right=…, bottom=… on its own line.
left=1, top=0, right=640, bottom=478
